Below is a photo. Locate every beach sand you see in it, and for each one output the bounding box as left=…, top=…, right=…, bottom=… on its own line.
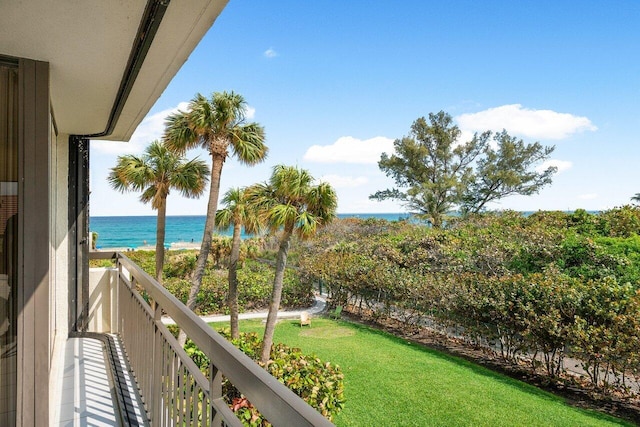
left=96, top=242, right=202, bottom=252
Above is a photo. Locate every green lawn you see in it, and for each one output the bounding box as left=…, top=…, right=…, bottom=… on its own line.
left=212, top=318, right=632, bottom=427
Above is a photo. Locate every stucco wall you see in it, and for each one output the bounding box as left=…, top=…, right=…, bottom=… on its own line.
left=87, top=268, right=115, bottom=333
left=48, top=131, right=69, bottom=425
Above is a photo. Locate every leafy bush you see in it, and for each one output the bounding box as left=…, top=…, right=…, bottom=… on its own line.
left=184, top=329, right=345, bottom=426
left=554, top=233, right=619, bottom=280
left=597, top=205, right=640, bottom=237
left=163, top=251, right=198, bottom=277
left=572, top=277, right=640, bottom=389
left=568, top=208, right=600, bottom=236
left=120, top=251, right=314, bottom=315
left=296, top=216, right=640, bottom=395
left=163, top=275, right=227, bottom=314
left=125, top=250, right=157, bottom=274
left=594, top=235, right=640, bottom=284
left=237, top=261, right=313, bottom=310
left=266, top=343, right=345, bottom=420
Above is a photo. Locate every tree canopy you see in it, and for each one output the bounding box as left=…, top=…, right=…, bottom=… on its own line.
left=370, top=111, right=556, bottom=227
left=247, top=165, right=337, bottom=363
left=215, top=187, right=263, bottom=339
left=163, top=91, right=267, bottom=320
left=108, top=140, right=209, bottom=281
left=460, top=130, right=556, bottom=214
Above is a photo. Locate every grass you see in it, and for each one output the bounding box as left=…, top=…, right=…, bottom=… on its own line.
left=212, top=318, right=632, bottom=427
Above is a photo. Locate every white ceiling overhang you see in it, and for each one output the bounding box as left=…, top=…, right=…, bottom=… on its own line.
left=0, top=0, right=227, bottom=141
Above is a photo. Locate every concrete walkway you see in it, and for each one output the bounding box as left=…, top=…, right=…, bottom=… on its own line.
left=161, top=294, right=327, bottom=326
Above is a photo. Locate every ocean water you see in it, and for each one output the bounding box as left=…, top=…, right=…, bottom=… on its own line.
left=90, top=213, right=411, bottom=249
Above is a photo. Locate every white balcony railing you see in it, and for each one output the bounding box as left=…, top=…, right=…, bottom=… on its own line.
left=89, top=251, right=333, bottom=427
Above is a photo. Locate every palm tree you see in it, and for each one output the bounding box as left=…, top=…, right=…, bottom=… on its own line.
left=164, top=92, right=267, bottom=315
left=248, top=165, right=337, bottom=364
left=215, top=187, right=263, bottom=339
left=108, top=140, right=209, bottom=282
left=632, top=193, right=640, bottom=204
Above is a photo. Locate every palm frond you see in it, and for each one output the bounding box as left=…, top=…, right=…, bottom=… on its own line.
left=309, top=182, right=338, bottom=222
left=212, top=91, right=246, bottom=128
left=221, top=187, right=243, bottom=206
left=140, top=184, right=159, bottom=206
left=108, top=155, right=154, bottom=192
left=230, top=123, right=268, bottom=165
left=172, top=157, right=210, bottom=199
left=267, top=203, right=298, bottom=230
left=164, top=107, right=200, bottom=154
left=217, top=187, right=265, bottom=235
left=215, top=207, right=233, bottom=229
left=296, top=211, right=319, bottom=239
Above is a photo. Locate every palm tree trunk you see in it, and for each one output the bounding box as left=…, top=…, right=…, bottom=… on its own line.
left=155, top=199, right=167, bottom=284
left=260, top=227, right=293, bottom=364
left=228, top=222, right=242, bottom=339
left=179, top=154, right=224, bottom=346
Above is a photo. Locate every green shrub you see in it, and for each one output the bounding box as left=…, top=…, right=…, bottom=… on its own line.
left=597, top=205, right=640, bottom=237
left=125, top=250, right=156, bottom=274
left=295, top=213, right=640, bottom=395
left=127, top=252, right=314, bottom=315
left=237, top=261, right=313, bottom=310
left=163, top=275, right=227, bottom=314
left=266, top=343, right=345, bottom=421
left=89, top=258, right=115, bottom=268
left=163, top=251, right=198, bottom=277
left=184, top=329, right=345, bottom=426
left=568, top=208, right=599, bottom=236
left=594, top=235, right=640, bottom=285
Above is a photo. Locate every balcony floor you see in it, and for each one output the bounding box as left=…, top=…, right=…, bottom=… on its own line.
left=57, top=336, right=148, bottom=426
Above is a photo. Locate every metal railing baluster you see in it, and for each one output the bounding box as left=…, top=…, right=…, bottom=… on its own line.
left=89, top=251, right=333, bottom=427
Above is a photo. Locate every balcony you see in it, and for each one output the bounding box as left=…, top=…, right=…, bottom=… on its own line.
left=65, top=251, right=333, bottom=426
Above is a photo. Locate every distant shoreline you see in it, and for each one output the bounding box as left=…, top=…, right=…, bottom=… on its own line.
left=91, top=211, right=602, bottom=250
left=90, top=213, right=411, bottom=250
left=96, top=241, right=202, bottom=252
left=90, top=212, right=411, bottom=218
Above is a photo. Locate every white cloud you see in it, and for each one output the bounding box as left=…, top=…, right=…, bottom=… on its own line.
left=92, top=102, right=189, bottom=155
left=320, top=174, right=368, bottom=188
left=456, top=104, right=597, bottom=140
left=245, top=106, right=256, bottom=120
left=536, top=159, right=572, bottom=174
left=303, top=136, right=394, bottom=164
left=264, top=48, right=278, bottom=58
left=578, top=193, right=598, bottom=200
left=91, top=101, right=257, bottom=156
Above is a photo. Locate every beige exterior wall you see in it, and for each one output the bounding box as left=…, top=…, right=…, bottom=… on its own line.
left=48, top=132, right=69, bottom=425
left=87, top=268, right=115, bottom=333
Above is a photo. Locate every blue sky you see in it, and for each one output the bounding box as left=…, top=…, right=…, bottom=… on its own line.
left=91, top=1, right=640, bottom=216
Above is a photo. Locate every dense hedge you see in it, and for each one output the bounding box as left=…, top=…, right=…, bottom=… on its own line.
left=297, top=208, right=640, bottom=393
left=124, top=250, right=314, bottom=315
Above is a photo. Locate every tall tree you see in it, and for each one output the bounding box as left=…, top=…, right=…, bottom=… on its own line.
left=460, top=130, right=556, bottom=214
left=371, top=112, right=557, bottom=225
left=108, top=140, right=209, bottom=282
left=164, top=92, right=267, bottom=319
left=631, top=193, right=640, bottom=204
left=370, top=112, right=488, bottom=227
left=215, top=187, right=263, bottom=339
left=248, top=165, right=337, bottom=364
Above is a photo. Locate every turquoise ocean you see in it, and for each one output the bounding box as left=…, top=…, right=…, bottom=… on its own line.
left=90, top=213, right=411, bottom=249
